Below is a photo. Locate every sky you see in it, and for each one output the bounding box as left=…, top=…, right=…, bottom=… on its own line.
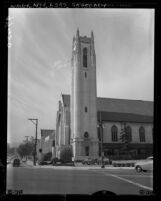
left=8, top=8, right=154, bottom=146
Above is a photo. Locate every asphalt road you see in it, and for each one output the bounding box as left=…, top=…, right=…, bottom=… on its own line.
left=6, top=165, right=153, bottom=195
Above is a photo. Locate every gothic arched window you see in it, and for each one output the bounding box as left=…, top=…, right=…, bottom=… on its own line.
left=111, top=125, right=118, bottom=142
left=83, top=47, right=87, bottom=67
left=85, top=146, right=89, bottom=156
left=85, top=107, right=88, bottom=112
left=126, top=126, right=132, bottom=142
left=139, top=126, right=145, bottom=142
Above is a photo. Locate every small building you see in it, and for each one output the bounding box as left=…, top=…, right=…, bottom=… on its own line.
left=38, top=129, right=56, bottom=158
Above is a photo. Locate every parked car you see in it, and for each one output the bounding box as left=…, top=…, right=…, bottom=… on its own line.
left=51, top=157, right=63, bottom=166
left=135, top=156, right=153, bottom=172
left=95, top=157, right=110, bottom=165
left=13, top=158, right=20, bottom=167
left=82, top=158, right=95, bottom=165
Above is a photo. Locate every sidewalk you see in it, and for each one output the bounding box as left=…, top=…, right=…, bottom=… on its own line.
left=23, top=160, right=134, bottom=170
left=30, top=164, right=134, bottom=170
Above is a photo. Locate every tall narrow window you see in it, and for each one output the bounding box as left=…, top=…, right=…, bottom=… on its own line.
left=126, top=126, right=132, bottom=142
left=83, top=47, right=87, bottom=67
left=85, top=72, right=87, bottom=78
left=139, top=126, right=145, bottom=142
left=111, top=125, right=118, bottom=141
left=85, top=107, right=87, bottom=112
left=85, top=146, right=89, bottom=156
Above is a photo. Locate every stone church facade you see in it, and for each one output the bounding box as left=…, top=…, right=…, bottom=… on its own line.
left=55, top=30, right=153, bottom=161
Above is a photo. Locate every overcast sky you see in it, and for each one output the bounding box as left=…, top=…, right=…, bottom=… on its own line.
left=8, top=8, right=154, bottom=145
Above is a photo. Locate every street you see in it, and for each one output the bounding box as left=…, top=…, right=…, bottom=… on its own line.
left=6, top=164, right=153, bottom=195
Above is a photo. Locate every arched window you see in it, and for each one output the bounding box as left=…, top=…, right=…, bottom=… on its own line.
left=85, top=146, right=89, bottom=156
left=83, top=47, right=87, bottom=67
left=139, top=126, right=145, bottom=142
left=111, top=125, right=118, bottom=142
left=126, top=126, right=132, bottom=142
left=85, top=107, right=88, bottom=112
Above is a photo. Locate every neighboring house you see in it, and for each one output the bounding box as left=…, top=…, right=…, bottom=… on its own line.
left=37, top=129, right=56, bottom=158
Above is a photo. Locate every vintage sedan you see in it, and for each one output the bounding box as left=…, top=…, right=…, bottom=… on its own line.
left=82, top=158, right=94, bottom=165
left=13, top=158, right=21, bottom=167
left=135, top=156, right=153, bottom=172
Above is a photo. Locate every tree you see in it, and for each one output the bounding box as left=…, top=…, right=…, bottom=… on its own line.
left=60, top=146, right=73, bottom=163
left=7, top=144, right=17, bottom=155
left=17, top=142, right=34, bottom=158
left=120, top=125, right=130, bottom=151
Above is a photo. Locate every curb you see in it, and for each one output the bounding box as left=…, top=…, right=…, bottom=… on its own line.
left=112, top=163, right=135, bottom=167
left=30, top=165, right=134, bottom=170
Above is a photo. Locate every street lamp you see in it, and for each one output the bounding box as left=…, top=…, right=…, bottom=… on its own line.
left=28, top=118, right=38, bottom=166
left=99, top=111, right=105, bottom=168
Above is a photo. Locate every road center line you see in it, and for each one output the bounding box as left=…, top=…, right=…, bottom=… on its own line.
left=115, top=175, right=153, bottom=178
left=109, top=174, right=153, bottom=191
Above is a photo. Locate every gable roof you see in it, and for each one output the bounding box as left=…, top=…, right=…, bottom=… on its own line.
left=61, top=94, right=153, bottom=122
left=97, top=97, right=153, bottom=116
left=41, top=129, right=55, bottom=139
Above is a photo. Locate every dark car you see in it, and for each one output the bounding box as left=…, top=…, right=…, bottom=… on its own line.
left=95, top=157, right=111, bottom=165
left=50, top=157, right=62, bottom=166
left=13, top=158, right=20, bottom=167
left=82, top=158, right=95, bottom=165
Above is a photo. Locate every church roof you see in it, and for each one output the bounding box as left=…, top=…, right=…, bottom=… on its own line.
left=61, top=94, right=153, bottom=123
left=97, top=97, right=153, bottom=116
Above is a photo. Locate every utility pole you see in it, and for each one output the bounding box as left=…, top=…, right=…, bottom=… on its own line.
left=28, top=118, right=38, bottom=166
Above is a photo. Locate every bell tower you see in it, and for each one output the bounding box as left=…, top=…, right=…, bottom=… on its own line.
left=71, top=29, right=99, bottom=161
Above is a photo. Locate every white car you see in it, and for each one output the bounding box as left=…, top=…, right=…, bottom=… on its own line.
left=135, top=156, right=153, bottom=172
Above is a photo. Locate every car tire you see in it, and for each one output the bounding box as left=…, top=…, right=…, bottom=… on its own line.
left=136, top=166, right=142, bottom=172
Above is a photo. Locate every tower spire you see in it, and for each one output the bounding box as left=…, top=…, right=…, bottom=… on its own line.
left=76, top=28, right=79, bottom=39
left=91, top=30, right=95, bottom=56
left=91, top=30, right=94, bottom=41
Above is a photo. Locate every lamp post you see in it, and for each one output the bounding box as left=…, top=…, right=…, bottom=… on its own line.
left=28, top=118, right=38, bottom=166
left=99, top=111, right=104, bottom=168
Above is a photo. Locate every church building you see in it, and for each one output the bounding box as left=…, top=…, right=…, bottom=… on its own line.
left=55, top=29, right=153, bottom=161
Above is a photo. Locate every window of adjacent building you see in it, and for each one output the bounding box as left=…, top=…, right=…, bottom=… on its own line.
left=111, top=125, right=118, bottom=141
left=126, top=126, right=132, bottom=142
left=53, top=140, right=55, bottom=147
left=139, top=126, right=146, bottom=142
left=85, top=146, right=89, bottom=156
left=85, top=107, right=88, bottom=112
left=85, top=72, right=87, bottom=78
left=83, top=47, right=87, bottom=67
